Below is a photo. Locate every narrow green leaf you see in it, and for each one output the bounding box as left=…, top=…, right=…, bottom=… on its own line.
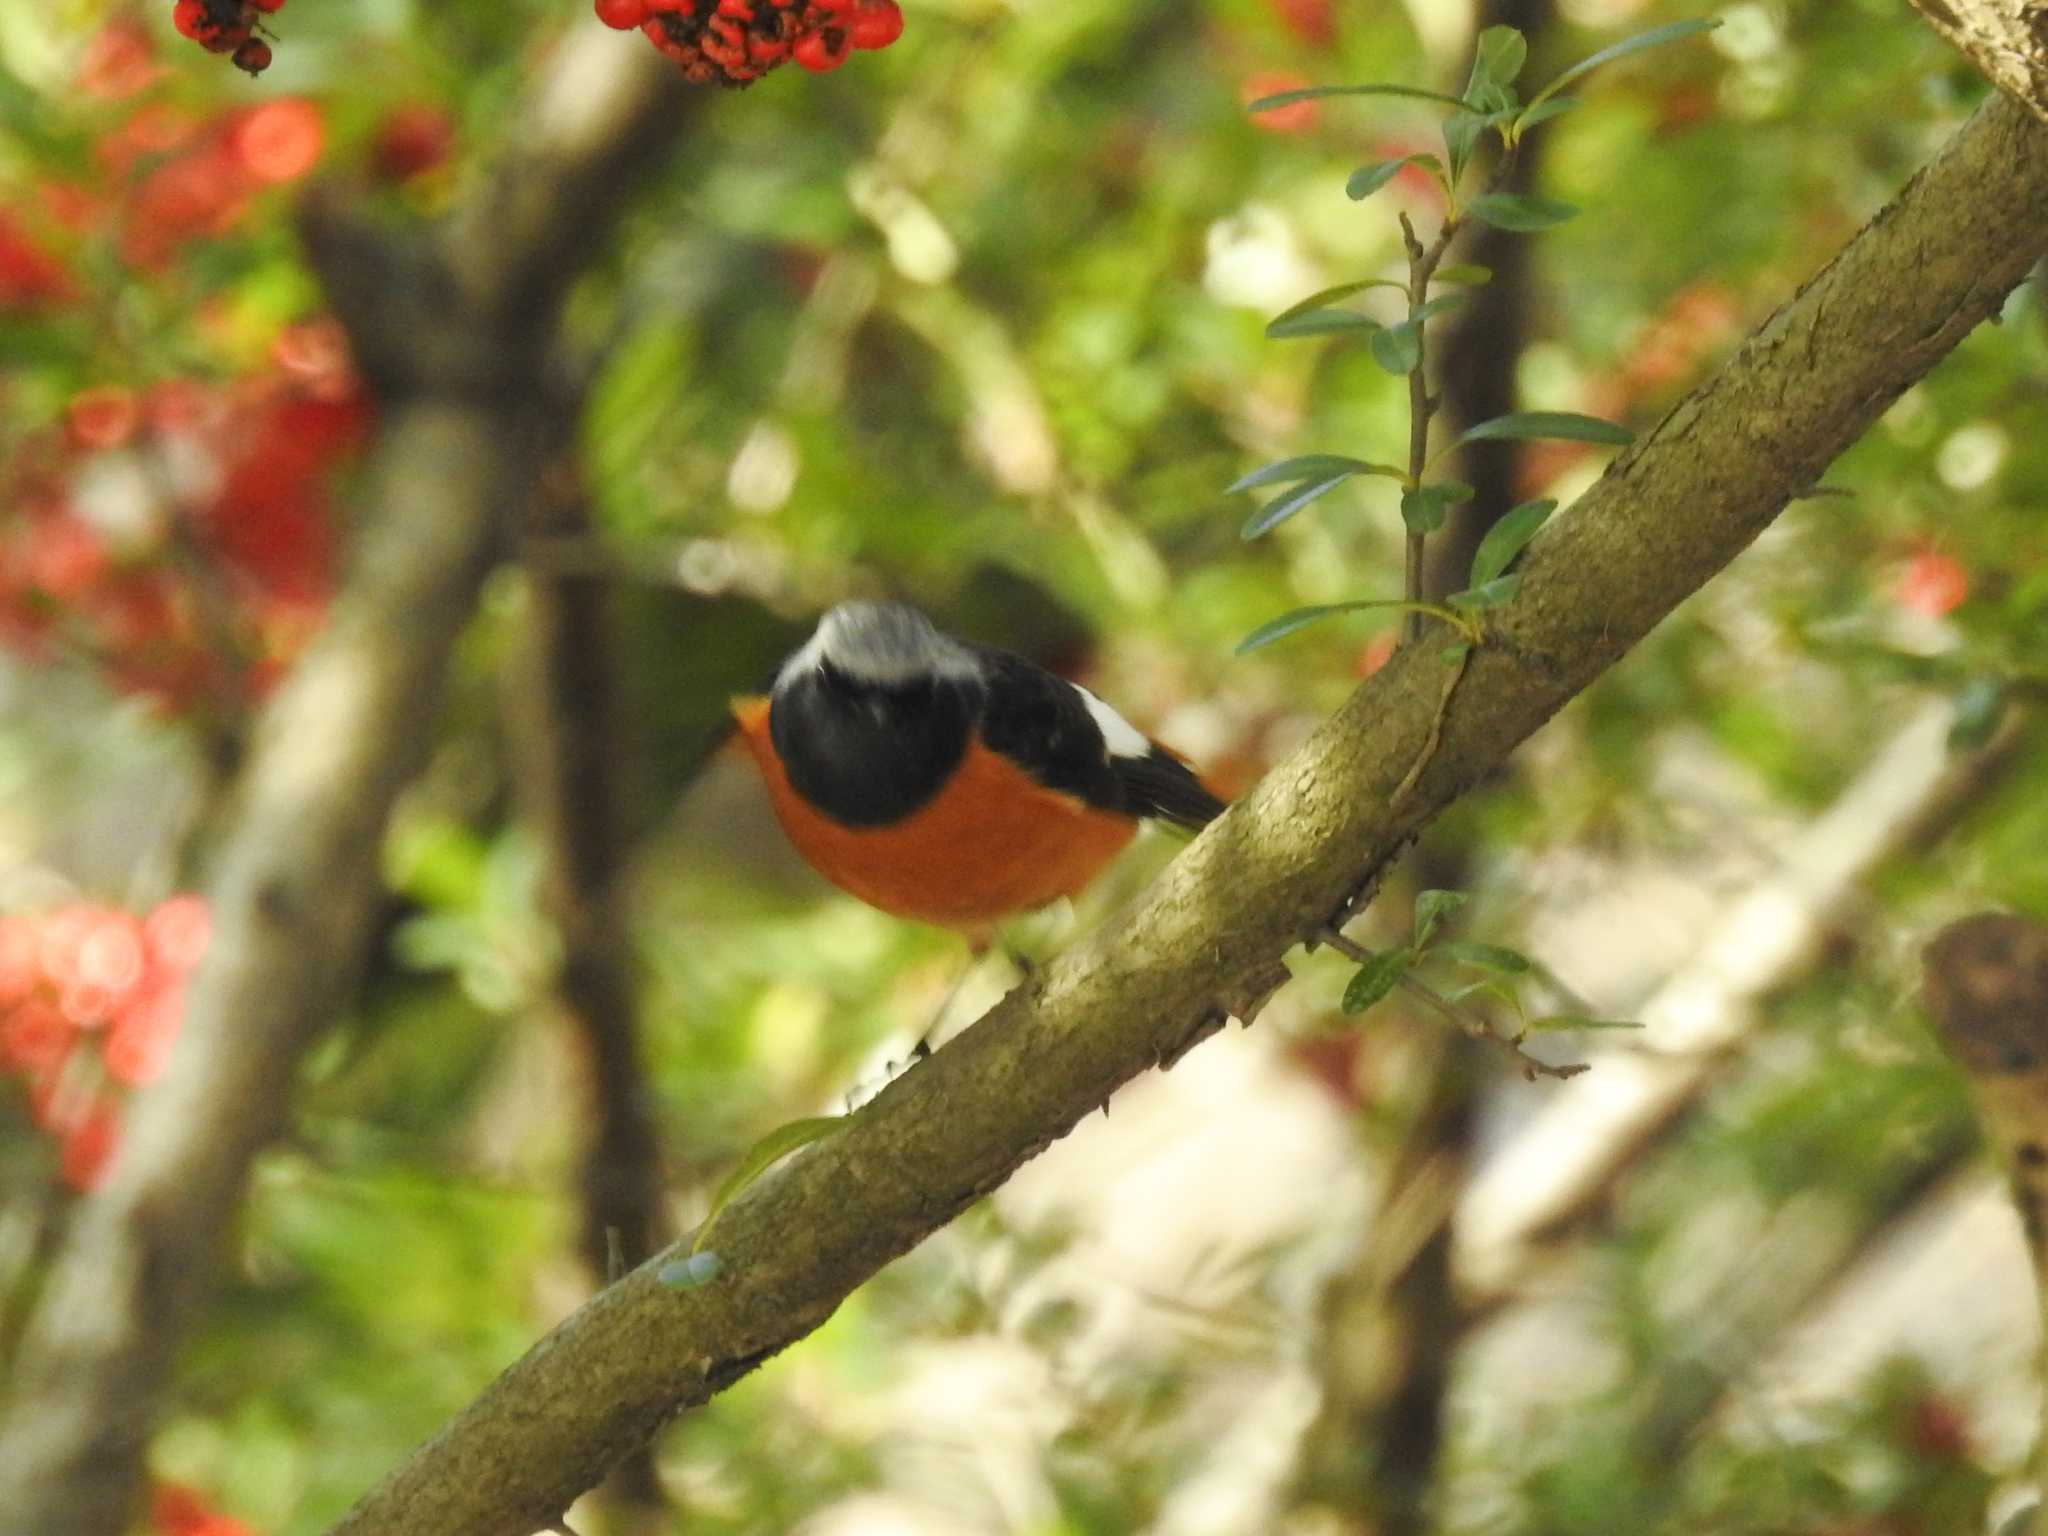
left=1435, top=264, right=1493, bottom=286
left=1467, top=498, right=1557, bottom=587
left=1241, top=473, right=1353, bottom=540
left=1269, top=279, right=1408, bottom=326
left=1443, top=110, right=1487, bottom=182
left=1469, top=194, right=1579, bottom=231
left=1525, top=1014, right=1645, bottom=1032
left=1227, top=453, right=1392, bottom=495
left=1266, top=309, right=1380, bottom=339
left=1434, top=940, right=1533, bottom=975
left=1248, top=82, right=1471, bottom=112
left=1459, top=410, right=1632, bottom=447
left=696, top=1115, right=844, bottom=1251
left=1526, top=18, right=1721, bottom=112
left=1414, top=888, right=1469, bottom=947
left=1343, top=948, right=1414, bottom=1013
left=1449, top=574, right=1523, bottom=610
left=1400, top=480, right=1474, bottom=535
left=1370, top=319, right=1423, bottom=376
left=1514, top=95, right=1579, bottom=132
left=1235, top=599, right=1433, bottom=654
left=1447, top=978, right=1521, bottom=1011
left=1440, top=642, right=1471, bottom=664
left=1474, top=26, right=1528, bottom=88
left=1347, top=153, right=1442, bottom=201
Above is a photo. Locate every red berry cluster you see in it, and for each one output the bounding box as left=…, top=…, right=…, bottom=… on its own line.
left=594, top=0, right=904, bottom=86
left=0, top=895, right=210, bottom=1192
left=170, top=0, right=286, bottom=77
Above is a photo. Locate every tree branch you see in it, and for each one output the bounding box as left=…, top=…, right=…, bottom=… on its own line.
left=324, top=90, right=2048, bottom=1536
left=0, top=34, right=708, bottom=1536
left=1909, top=0, right=2048, bottom=125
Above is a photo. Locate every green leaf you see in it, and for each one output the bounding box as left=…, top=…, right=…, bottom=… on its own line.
left=1447, top=978, right=1522, bottom=1011
left=1448, top=574, right=1522, bottom=610
left=1514, top=95, right=1580, bottom=132
left=1434, top=940, right=1533, bottom=975
left=1266, top=309, right=1381, bottom=339
left=695, top=1115, right=844, bottom=1250
left=1469, top=194, right=1579, bottom=231
left=1526, top=1015, right=1644, bottom=1032
left=1435, top=264, right=1493, bottom=286
left=1526, top=18, right=1721, bottom=112
left=1414, top=888, right=1469, bottom=947
left=1370, top=319, right=1424, bottom=376
left=1459, top=411, right=1632, bottom=447
left=1247, top=82, right=1471, bottom=112
left=1440, top=642, right=1471, bottom=664
left=1235, top=599, right=1435, bottom=654
left=1410, top=292, right=1468, bottom=325
left=1443, top=110, right=1488, bottom=182
left=1227, top=453, right=1399, bottom=494
left=1347, top=153, right=1442, bottom=201
left=1474, top=26, right=1528, bottom=89
left=1269, top=279, right=1408, bottom=327
left=1241, top=473, right=1354, bottom=540
left=1343, top=948, right=1414, bottom=1013
left=1467, top=498, right=1557, bottom=587
left=1401, top=480, right=1474, bottom=535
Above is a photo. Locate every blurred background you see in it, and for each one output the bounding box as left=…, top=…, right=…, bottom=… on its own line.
left=1, top=0, right=2044, bottom=1532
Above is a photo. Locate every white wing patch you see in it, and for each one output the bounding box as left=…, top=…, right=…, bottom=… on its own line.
left=1075, top=684, right=1151, bottom=762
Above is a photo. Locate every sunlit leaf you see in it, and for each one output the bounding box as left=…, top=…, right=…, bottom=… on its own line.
left=1247, top=82, right=1470, bottom=112
left=1467, top=498, right=1557, bottom=587
left=1266, top=309, right=1381, bottom=339
left=1459, top=411, right=1632, bottom=447
left=1514, top=95, right=1580, bottom=133
left=1469, top=194, right=1578, bottom=231
left=1434, top=940, right=1533, bottom=975
left=1347, top=153, right=1442, bottom=201
left=1525, top=1014, right=1645, bottom=1031
left=1411, top=292, right=1467, bottom=324
left=1226, top=453, right=1399, bottom=494
left=1235, top=599, right=1441, bottom=653
left=1435, top=264, right=1494, bottom=286
left=694, top=1115, right=844, bottom=1251
left=1526, top=18, right=1721, bottom=112
left=1269, top=279, right=1409, bottom=326
left=1401, top=480, right=1473, bottom=535
left=1241, top=473, right=1354, bottom=540
left=1448, top=573, right=1522, bottom=610
left=1414, top=888, right=1469, bottom=946
left=1474, top=26, right=1528, bottom=89
left=1343, top=948, right=1413, bottom=1013
left=1370, top=319, right=1423, bottom=375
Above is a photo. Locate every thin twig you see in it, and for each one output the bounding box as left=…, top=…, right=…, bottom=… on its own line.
left=1316, top=924, right=1586, bottom=1080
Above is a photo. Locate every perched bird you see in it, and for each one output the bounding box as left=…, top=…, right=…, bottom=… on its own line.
left=732, top=602, right=1225, bottom=937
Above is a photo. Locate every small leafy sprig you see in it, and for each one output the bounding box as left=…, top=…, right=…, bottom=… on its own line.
left=1322, top=890, right=1639, bottom=1081
left=1230, top=18, right=1717, bottom=656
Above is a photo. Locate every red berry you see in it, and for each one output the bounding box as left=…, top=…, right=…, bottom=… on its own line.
left=848, top=0, right=901, bottom=50
left=171, top=0, right=209, bottom=41
left=594, top=0, right=649, bottom=28
left=231, top=39, right=272, bottom=74
left=792, top=27, right=847, bottom=71
left=250, top=0, right=287, bottom=10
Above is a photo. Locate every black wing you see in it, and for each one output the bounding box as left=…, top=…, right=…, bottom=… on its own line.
left=1112, top=746, right=1227, bottom=832
left=977, top=645, right=1227, bottom=831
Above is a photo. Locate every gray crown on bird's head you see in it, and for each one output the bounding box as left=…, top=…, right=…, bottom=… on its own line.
left=780, top=601, right=982, bottom=690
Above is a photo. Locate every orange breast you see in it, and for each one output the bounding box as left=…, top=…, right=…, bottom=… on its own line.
left=732, top=696, right=1137, bottom=931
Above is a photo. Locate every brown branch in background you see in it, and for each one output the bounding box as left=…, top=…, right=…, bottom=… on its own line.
left=323, top=88, right=2048, bottom=1536
left=1920, top=910, right=2048, bottom=1530
left=504, top=440, right=672, bottom=1526
left=0, top=36, right=704, bottom=1536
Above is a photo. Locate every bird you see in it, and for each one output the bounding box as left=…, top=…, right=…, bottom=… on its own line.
left=731, top=601, right=1226, bottom=939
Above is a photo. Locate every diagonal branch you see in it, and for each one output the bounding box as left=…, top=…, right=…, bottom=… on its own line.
left=0, top=35, right=705, bottom=1536
left=1908, top=0, right=2048, bottom=125
left=326, top=89, right=2048, bottom=1536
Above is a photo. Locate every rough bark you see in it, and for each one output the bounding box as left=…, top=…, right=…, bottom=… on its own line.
left=323, top=90, right=2048, bottom=1536
left=1910, top=0, right=2048, bottom=124
left=0, top=36, right=697, bottom=1536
